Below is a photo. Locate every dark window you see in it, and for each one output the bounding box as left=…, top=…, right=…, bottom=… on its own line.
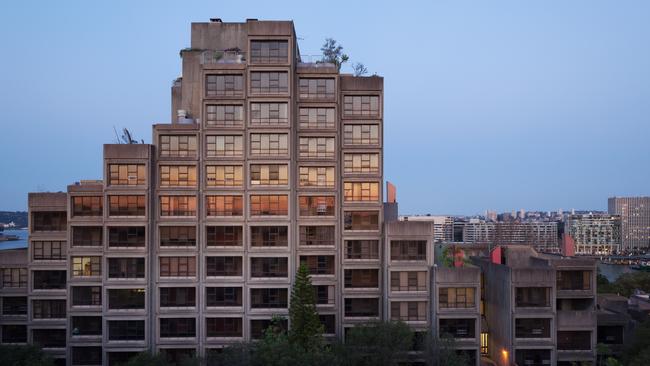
left=206, top=317, right=243, bottom=337
left=515, top=318, right=551, bottom=338
left=71, top=316, right=102, bottom=336
left=72, top=196, right=103, bottom=216
left=206, top=195, right=243, bottom=216
left=205, top=74, right=243, bottom=97
left=250, top=319, right=287, bottom=339
left=72, top=226, right=103, bottom=247
left=250, top=257, right=288, bottom=278
left=515, top=349, right=551, bottom=366
left=438, top=287, right=475, bottom=308
left=2, top=297, right=27, bottom=315
left=206, top=257, right=243, bottom=277
left=299, top=196, right=335, bottom=216
left=391, top=301, right=427, bottom=321
left=344, top=211, right=379, bottom=231
left=390, top=240, right=426, bottom=261
left=108, top=258, right=145, bottom=279
left=160, top=318, right=196, bottom=338
left=516, top=287, right=551, bottom=307
left=161, top=349, right=196, bottom=365
left=299, top=226, right=335, bottom=246
left=300, top=255, right=335, bottom=275
left=160, top=226, right=196, bottom=247
left=206, top=226, right=242, bottom=247
left=344, top=298, right=379, bottom=317
left=72, top=286, right=101, bottom=306
left=108, top=289, right=145, bottom=310
left=160, top=196, right=197, bottom=216
left=439, top=318, right=476, bottom=339
left=32, top=211, right=67, bottom=232
left=250, top=226, right=288, bottom=247
left=72, top=346, right=102, bottom=366
left=33, top=329, right=66, bottom=348
left=314, top=285, right=335, bottom=305
left=250, top=40, right=288, bottom=64
left=108, top=164, right=146, bottom=185
left=1, top=324, right=26, bottom=343
left=250, top=71, right=288, bottom=94
left=161, top=287, right=196, bottom=307
left=557, top=270, right=592, bottom=290
left=108, top=195, right=146, bottom=216
left=33, top=241, right=66, bottom=260
left=108, top=227, right=145, bottom=247
left=598, top=325, right=624, bottom=344
left=160, top=257, right=196, bottom=277
left=557, top=331, right=591, bottom=350
left=345, top=240, right=379, bottom=259
left=2, top=268, right=27, bottom=288
left=206, top=287, right=243, bottom=307
left=108, top=352, right=138, bottom=366
left=33, top=270, right=66, bottom=290
left=344, top=269, right=379, bottom=288
left=33, top=300, right=66, bottom=319
left=251, top=288, right=288, bottom=309
left=108, top=320, right=145, bottom=341
left=319, top=315, right=336, bottom=334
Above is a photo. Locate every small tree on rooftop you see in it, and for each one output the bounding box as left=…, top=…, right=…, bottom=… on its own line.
left=320, top=38, right=349, bottom=70
left=289, top=263, right=324, bottom=352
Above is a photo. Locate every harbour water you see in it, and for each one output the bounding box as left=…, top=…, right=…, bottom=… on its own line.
left=598, top=261, right=635, bottom=282
left=0, top=229, right=28, bottom=250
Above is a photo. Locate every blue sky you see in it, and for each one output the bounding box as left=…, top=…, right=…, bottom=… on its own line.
left=1, top=0, right=648, bottom=214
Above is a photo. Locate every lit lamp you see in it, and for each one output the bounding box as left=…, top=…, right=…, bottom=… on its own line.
left=501, top=349, right=509, bottom=364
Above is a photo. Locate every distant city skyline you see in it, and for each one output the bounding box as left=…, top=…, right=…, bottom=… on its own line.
left=1, top=0, right=649, bottom=213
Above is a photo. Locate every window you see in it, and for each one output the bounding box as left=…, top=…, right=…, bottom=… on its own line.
left=344, top=182, right=379, bottom=201
left=72, top=196, right=103, bottom=216
left=250, top=226, right=288, bottom=247
left=344, top=298, right=379, bottom=317
left=108, top=258, right=145, bottom=279
left=206, top=165, right=243, bottom=187
left=345, top=240, right=379, bottom=259
left=109, top=164, right=146, bottom=186
left=205, top=105, right=243, bottom=127
left=33, top=241, right=66, bottom=260
left=439, top=318, right=476, bottom=339
left=251, top=288, right=288, bottom=308
left=390, top=240, right=426, bottom=261
left=250, top=40, right=288, bottom=64
left=206, top=226, right=242, bottom=247
left=250, top=319, right=287, bottom=340
left=72, top=286, right=101, bottom=306
left=207, top=317, right=243, bottom=337
left=160, top=165, right=197, bottom=187
left=109, top=195, right=145, bottom=216
left=2, top=297, right=27, bottom=315
left=299, top=166, right=335, bottom=187
left=314, top=285, right=335, bottom=305
left=343, top=95, right=380, bottom=117
left=160, top=226, right=195, bottom=247
left=72, top=346, right=102, bottom=366
left=250, top=71, right=288, bottom=94
left=160, top=257, right=196, bottom=277
left=32, top=212, right=66, bottom=231
left=250, top=102, right=288, bottom=125
left=299, top=78, right=335, bottom=100
left=250, top=257, right=288, bottom=278
left=344, top=211, right=379, bottom=231
left=33, top=299, right=66, bottom=319
left=206, top=195, right=243, bottom=216
left=206, top=257, right=243, bottom=277
left=250, top=133, right=288, bottom=156
left=299, top=137, right=336, bottom=159
left=515, top=349, right=551, bottom=366
left=71, top=316, right=102, bottom=336
left=160, top=135, right=197, bottom=158
left=344, top=124, right=379, bottom=145
left=344, top=153, right=379, bottom=174
left=320, top=315, right=336, bottom=334
left=299, top=226, right=335, bottom=246
left=300, top=256, right=335, bottom=275
left=160, top=318, right=196, bottom=338
left=557, top=331, right=591, bottom=351
left=33, top=328, right=66, bottom=347
left=391, top=301, right=427, bottom=321
left=72, top=226, right=102, bottom=246
left=206, top=135, right=243, bottom=157
left=161, top=287, right=196, bottom=307
left=344, top=269, right=379, bottom=288
left=439, top=287, right=475, bottom=308
left=250, top=164, right=288, bottom=186
left=108, top=227, right=145, bottom=247
left=206, top=287, right=242, bottom=307
left=206, top=74, right=243, bottom=97
left=108, top=289, right=145, bottom=310
left=515, top=318, right=551, bottom=338
left=516, top=287, right=551, bottom=307
left=250, top=195, right=288, bottom=216
left=160, top=196, right=196, bottom=216
left=108, top=320, right=145, bottom=341
left=557, top=270, right=592, bottom=290
left=33, top=270, right=66, bottom=289
left=72, top=256, right=101, bottom=277
left=299, top=107, right=336, bottom=129
left=2, top=324, right=26, bottom=343
left=299, top=196, right=334, bottom=216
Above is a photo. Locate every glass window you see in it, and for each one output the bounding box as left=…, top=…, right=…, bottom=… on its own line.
left=108, top=289, right=145, bottom=310
left=72, top=196, right=103, bottom=216
left=72, top=226, right=102, bottom=247
left=206, top=257, right=243, bottom=277
left=72, top=256, right=101, bottom=277
left=390, top=241, right=427, bottom=261
left=345, top=269, right=379, bottom=288
left=250, top=102, right=288, bottom=126
left=299, top=167, right=335, bottom=188
left=33, top=270, right=66, bottom=289
left=108, top=320, right=145, bottom=341
left=160, top=166, right=197, bottom=187
left=439, top=287, right=476, bottom=308
left=515, top=318, right=551, bottom=338
left=205, top=74, right=243, bottom=97
left=250, top=40, right=288, bottom=64
left=108, top=164, right=146, bottom=185
left=108, top=258, right=145, bottom=279
left=299, top=226, right=335, bottom=246
left=72, top=346, right=102, bottom=366
left=160, top=196, right=196, bottom=216
left=250, top=288, right=288, bottom=308
left=160, top=226, right=196, bottom=247
left=206, top=287, right=243, bottom=307
left=298, top=78, right=335, bottom=100
left=206, top=226, right=242, bottom=247
left=343, top=95, right=380, bottom=117
left=206, top=195, right=243, bottom=216
left=160, top=257, right=196, bottom=277
left=439, top=318, right=476, bottom=339
left=250, top=226, right=288, bottom=247
left=206, top=317, right=243, bottom=337
left=250, top=71, right=288, bottom=95
left=2, top=324, right=27, bottom=343
left=32, top=212, right=66, bottom=231
left=250, top=257, right=288, bottom=278
left=250, top=164, right=287, bottom=186
left=299, top=137, right=335, bottom=159
left=205, top=105, right=243, bottom=127
left=344, top=211, right=379, bottom=231
left=160, top=318, right=196, bottom=338
left=160, top=287, right=196, bottom=307
left=206, top=135, right=243, bottom=157
left=72, top=316, right=102, bottom=336
left=390, top=301, right=427, bottom=321
left=108, top=195, right=146, bottom=216
left=2, top=297, right=27, bottom=315
left=515, top=287, right=551, bottom=307
left=343, top=124, right=379, bottom=145
left=159, top=135, right=197, bottom=158
left=1, top=268, right=27, bottom=288
left=299, top=196, right=334, bottom=216
left=250, top=195, right=288, bottom=216
left=206, top=165, right=243, bottom=187
left=300, top=256, right=335, bottom=275
left=391, top=271, right=427, bottom=292
left=108, top=227, right=145, bottom=247
left=344, top=298, right=379, bottom=317
left=72, top=286, right=101, bottom=306
left=344, top=153, right=379, bottom=174
left=345, top=240, right=379, bottom=259
left=33, top=241, right=66, bottom=260
left=250, top=133, right=288, bottom=156
left=299, top=107, right=336, bottom=129
left=344, top=182, right=379, bottom=201
left=33, top=299, right=66, bottom=319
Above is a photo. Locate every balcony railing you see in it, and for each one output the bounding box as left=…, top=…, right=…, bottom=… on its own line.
left=201, top=50, right=247, bottom=65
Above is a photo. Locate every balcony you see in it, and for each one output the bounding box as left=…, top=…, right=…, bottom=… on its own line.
left=556, top=310, right=596, bottom=328
left=201, top=49, right=247, bottom=64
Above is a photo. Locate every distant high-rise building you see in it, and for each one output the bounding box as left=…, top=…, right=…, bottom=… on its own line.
left=565, top=214, right=621, bottom=255
left=462, top=221, right=559, bottom=253
left=608, top=197, right=650, bottom=251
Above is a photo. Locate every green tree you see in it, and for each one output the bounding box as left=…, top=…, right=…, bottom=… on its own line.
left=623, top=318, right=650, bottom=365
left=422, top=333, right=471, bottom=366
left=0, top=344, right=54, bottom=366
left=289, top=264, right=324, bottom=352
left=320, top=38, right=349, bottom=70
left=630, top=348, right=650, bottom=366
left=119, top=352, right=171, bottom=366
left=334, top=321, right=413, bottom=366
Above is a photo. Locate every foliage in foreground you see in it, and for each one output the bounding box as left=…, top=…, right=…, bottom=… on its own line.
left=0, top=344, right=54, bottom=366
left=597, top=270, right=650, bottom=297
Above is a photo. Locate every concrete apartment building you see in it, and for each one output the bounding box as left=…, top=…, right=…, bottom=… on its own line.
left=474, top=245, right=597, bottom=366
left=565, top=214, right=621, bottom=255
left=608, top=197, right=650, bottom=252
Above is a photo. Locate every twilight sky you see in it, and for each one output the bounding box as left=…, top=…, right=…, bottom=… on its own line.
left=1, top=0, right=649, bottom=214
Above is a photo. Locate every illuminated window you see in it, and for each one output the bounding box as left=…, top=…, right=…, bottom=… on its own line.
left=160, top=196, right=196, bottom=216
left=344, top=153, right=379, bottom=174
left=250, top=133, right=288, bottom=156
left=72, top=196, right=103, bottom=216
left=250, top=195, right=288, bottom=216
left=250, top=164, right=288, bottom=186
left=343, top=182, right=379, bottom=201
left=160, top=165, right=197, bottom=187
left=72, top=256, right=101, bottom=277
left=206, top=196, right=243, bottom=216
left=109, top=195, right=145, bottom=216
left=159, top=135, right=197, bottom=157
left=299, top=196, right=334, bottom=216
left=299, top=137, right=335, bottom=158
left=343, top=124, right=379, bottom=145
left=299, top=167, right=334, bottom=188
left=206, top=165, right=243, bottom=187
left=108, top=164, right=146, bottom=185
